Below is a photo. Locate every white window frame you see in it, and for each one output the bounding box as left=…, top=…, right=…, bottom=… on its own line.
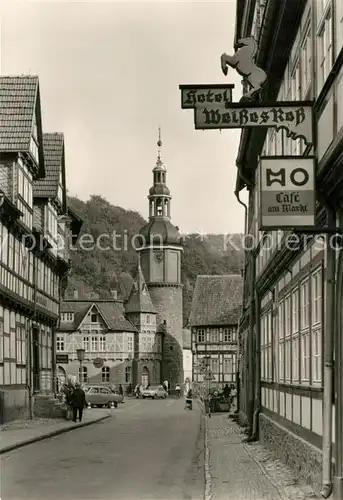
left=292, top=335, right=299, bottom=384
left=101, top=366, right=110, bottom=383
left=301, top=331, right=310, bottom=382
left=210, top=357, right=219, bottom=374
left=56, top=335, right=65, bottom=352
left=300, top=278, right=310, bottom=330
left=197, top=329, right=205, bottom=343
left=278, top=300, right=285, bottom=382
left=127, top=334, right=133, bottom=352
left=292, top=288, right=299, bottom=333
left=125, top=365, right=131, bottom=383
left=82, top=336, right=89, bottom=351
left=79, top=366, right=88, bottom=383
left=301, top=23, right=312, bottom=97
left=91, top=336, right=98, bottom=351
left=312, top=327, right=322, bottom=384
left=210, top=328, right=219, bottom=343
left=312, top=268, right=322, bottom=325
left=99, top=336, right=106, bottom=352
left=317, top=4, right=333, bottom=93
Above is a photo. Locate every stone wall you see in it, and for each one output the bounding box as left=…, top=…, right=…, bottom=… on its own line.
left=259, top=413, right=322, bottom=493
left=148, top=285, right=183, bottom=387
left=0, top=388, right=29, bottom=423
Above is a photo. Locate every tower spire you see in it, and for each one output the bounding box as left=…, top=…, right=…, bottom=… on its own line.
left=157, top=126, right=162, bottom=162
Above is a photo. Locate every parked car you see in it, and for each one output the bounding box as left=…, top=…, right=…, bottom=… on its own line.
left=85, top=385, right=124, bottom=408
left=142, top=385, right=168, bottom=399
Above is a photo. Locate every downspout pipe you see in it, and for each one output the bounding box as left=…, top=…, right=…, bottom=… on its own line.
left=245, top=283, right=261, bottom=442
left=234, top=187, right=248, bottom=417
left=333, top=212, right=343, bottom=500
left=321, top=205, right=336, bottom=499
left=244, top=251, right=255, bottom=434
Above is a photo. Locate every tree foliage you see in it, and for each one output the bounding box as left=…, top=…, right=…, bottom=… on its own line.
left=67, top=195, right=245, bottom=322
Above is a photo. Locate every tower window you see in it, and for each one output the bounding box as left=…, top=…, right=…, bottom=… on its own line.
left=156, top=198, right=163, bottom=216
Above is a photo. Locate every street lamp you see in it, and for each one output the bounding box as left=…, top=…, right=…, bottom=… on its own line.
left=76, top=348, right=85, bottom=385
left=204, top=356, right=211, bottom=397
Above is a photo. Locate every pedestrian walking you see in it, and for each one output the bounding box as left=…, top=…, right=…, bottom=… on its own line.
left=223, top=383, right=231, bottom=399
left=71, top=383, right=86, bottom=422
left=230, top=384, right=237, bottom=406
left=119, top=384, right=123, bottom=396
left=185, top=388, right=192, bottom=410
left=175, top=383, right=181, bottom=398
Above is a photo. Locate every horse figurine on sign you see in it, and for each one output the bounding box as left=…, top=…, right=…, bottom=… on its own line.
left=220, top=37, right=267, bottom=101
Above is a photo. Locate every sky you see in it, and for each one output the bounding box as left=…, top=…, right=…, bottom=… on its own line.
left=0, top=0, right=248, bottom=234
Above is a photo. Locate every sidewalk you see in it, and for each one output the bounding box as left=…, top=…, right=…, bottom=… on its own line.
left=205, top=413, right=318, bottom=500
left=0, top=408, right=112, bottom=454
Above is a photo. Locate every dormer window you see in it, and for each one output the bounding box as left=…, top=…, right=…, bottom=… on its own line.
left=61, top=312, right=74, bottom=322
left=32, top=116, right=38, bottom=142
left=29, top=136, right=39, bottom=164
left=46, top=204, right=58, bottom=240
left=58, top=184, right=63, bottom=203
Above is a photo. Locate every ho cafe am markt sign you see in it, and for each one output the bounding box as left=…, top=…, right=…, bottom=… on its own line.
left=179, top=36, right=316, bottom=230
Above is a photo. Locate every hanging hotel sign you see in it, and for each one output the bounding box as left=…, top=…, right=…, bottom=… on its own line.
left=179, top=38, right=314, bottom=147
left=193, top=102, right=313, bottom=147
left=259, top=156, right=316, bottom=230
left=179, top=84, right=234, bottom=109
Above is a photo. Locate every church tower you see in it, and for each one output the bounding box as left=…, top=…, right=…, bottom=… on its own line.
left=138, top=129, right=184, bottom=387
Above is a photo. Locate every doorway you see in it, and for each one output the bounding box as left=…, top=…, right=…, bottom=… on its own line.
left=141, top=367, right=149, bottom=388
left=57, top=366, right=66, bottom=393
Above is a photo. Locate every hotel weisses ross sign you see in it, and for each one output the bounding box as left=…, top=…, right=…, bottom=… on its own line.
left=180, top=84, right=234, bottom=109
left=259, top=157, right=316, bottom=230
left=179, top=36, right=316, bottom=229
left=194, top=103, right=313, bottom=147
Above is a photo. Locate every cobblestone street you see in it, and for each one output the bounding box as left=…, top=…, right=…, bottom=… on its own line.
left=206, top=413, right=317, bottom=500
left=1, top=398, right=204, bottom=500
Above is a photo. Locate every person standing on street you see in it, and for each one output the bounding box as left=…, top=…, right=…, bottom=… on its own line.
left=119, top=384, right=123, bottom=396
left=175, top=383, right=181, bottom=398
left=71, top=383, right=86, bottom=422
left=223, top=384, right=231, bottom=399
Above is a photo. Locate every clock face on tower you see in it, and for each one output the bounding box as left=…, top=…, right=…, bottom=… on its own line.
left=154, top=251, right=163, bottom=262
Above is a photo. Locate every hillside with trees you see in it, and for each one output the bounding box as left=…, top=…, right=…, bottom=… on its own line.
left=66, top=195, right=245, bottom=322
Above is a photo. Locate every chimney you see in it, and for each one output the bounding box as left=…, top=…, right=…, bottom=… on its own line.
left=73, top=289, right=78, bottom=299
left=110, top=289, right=118, bottom=299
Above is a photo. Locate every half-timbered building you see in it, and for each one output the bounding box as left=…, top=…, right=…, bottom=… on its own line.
left=57, top=263, right=165, bottom=390
left=0, top=76, right=82, bottom=422
left=189, top=275, right=243, bottom=388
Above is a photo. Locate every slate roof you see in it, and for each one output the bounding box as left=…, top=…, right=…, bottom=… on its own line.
left=34, top=133, right=64, bottom=198
left=189, top=275, right=243, bottom=327
left=125, top=263, right=157, bottom=314
left=183, top=328, right=192, bottom=349
left=59, top=300, right=137, bottom=332
left=0, top=76, right=45, bottom=178
left=139, top=219, right=182, bottom=246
